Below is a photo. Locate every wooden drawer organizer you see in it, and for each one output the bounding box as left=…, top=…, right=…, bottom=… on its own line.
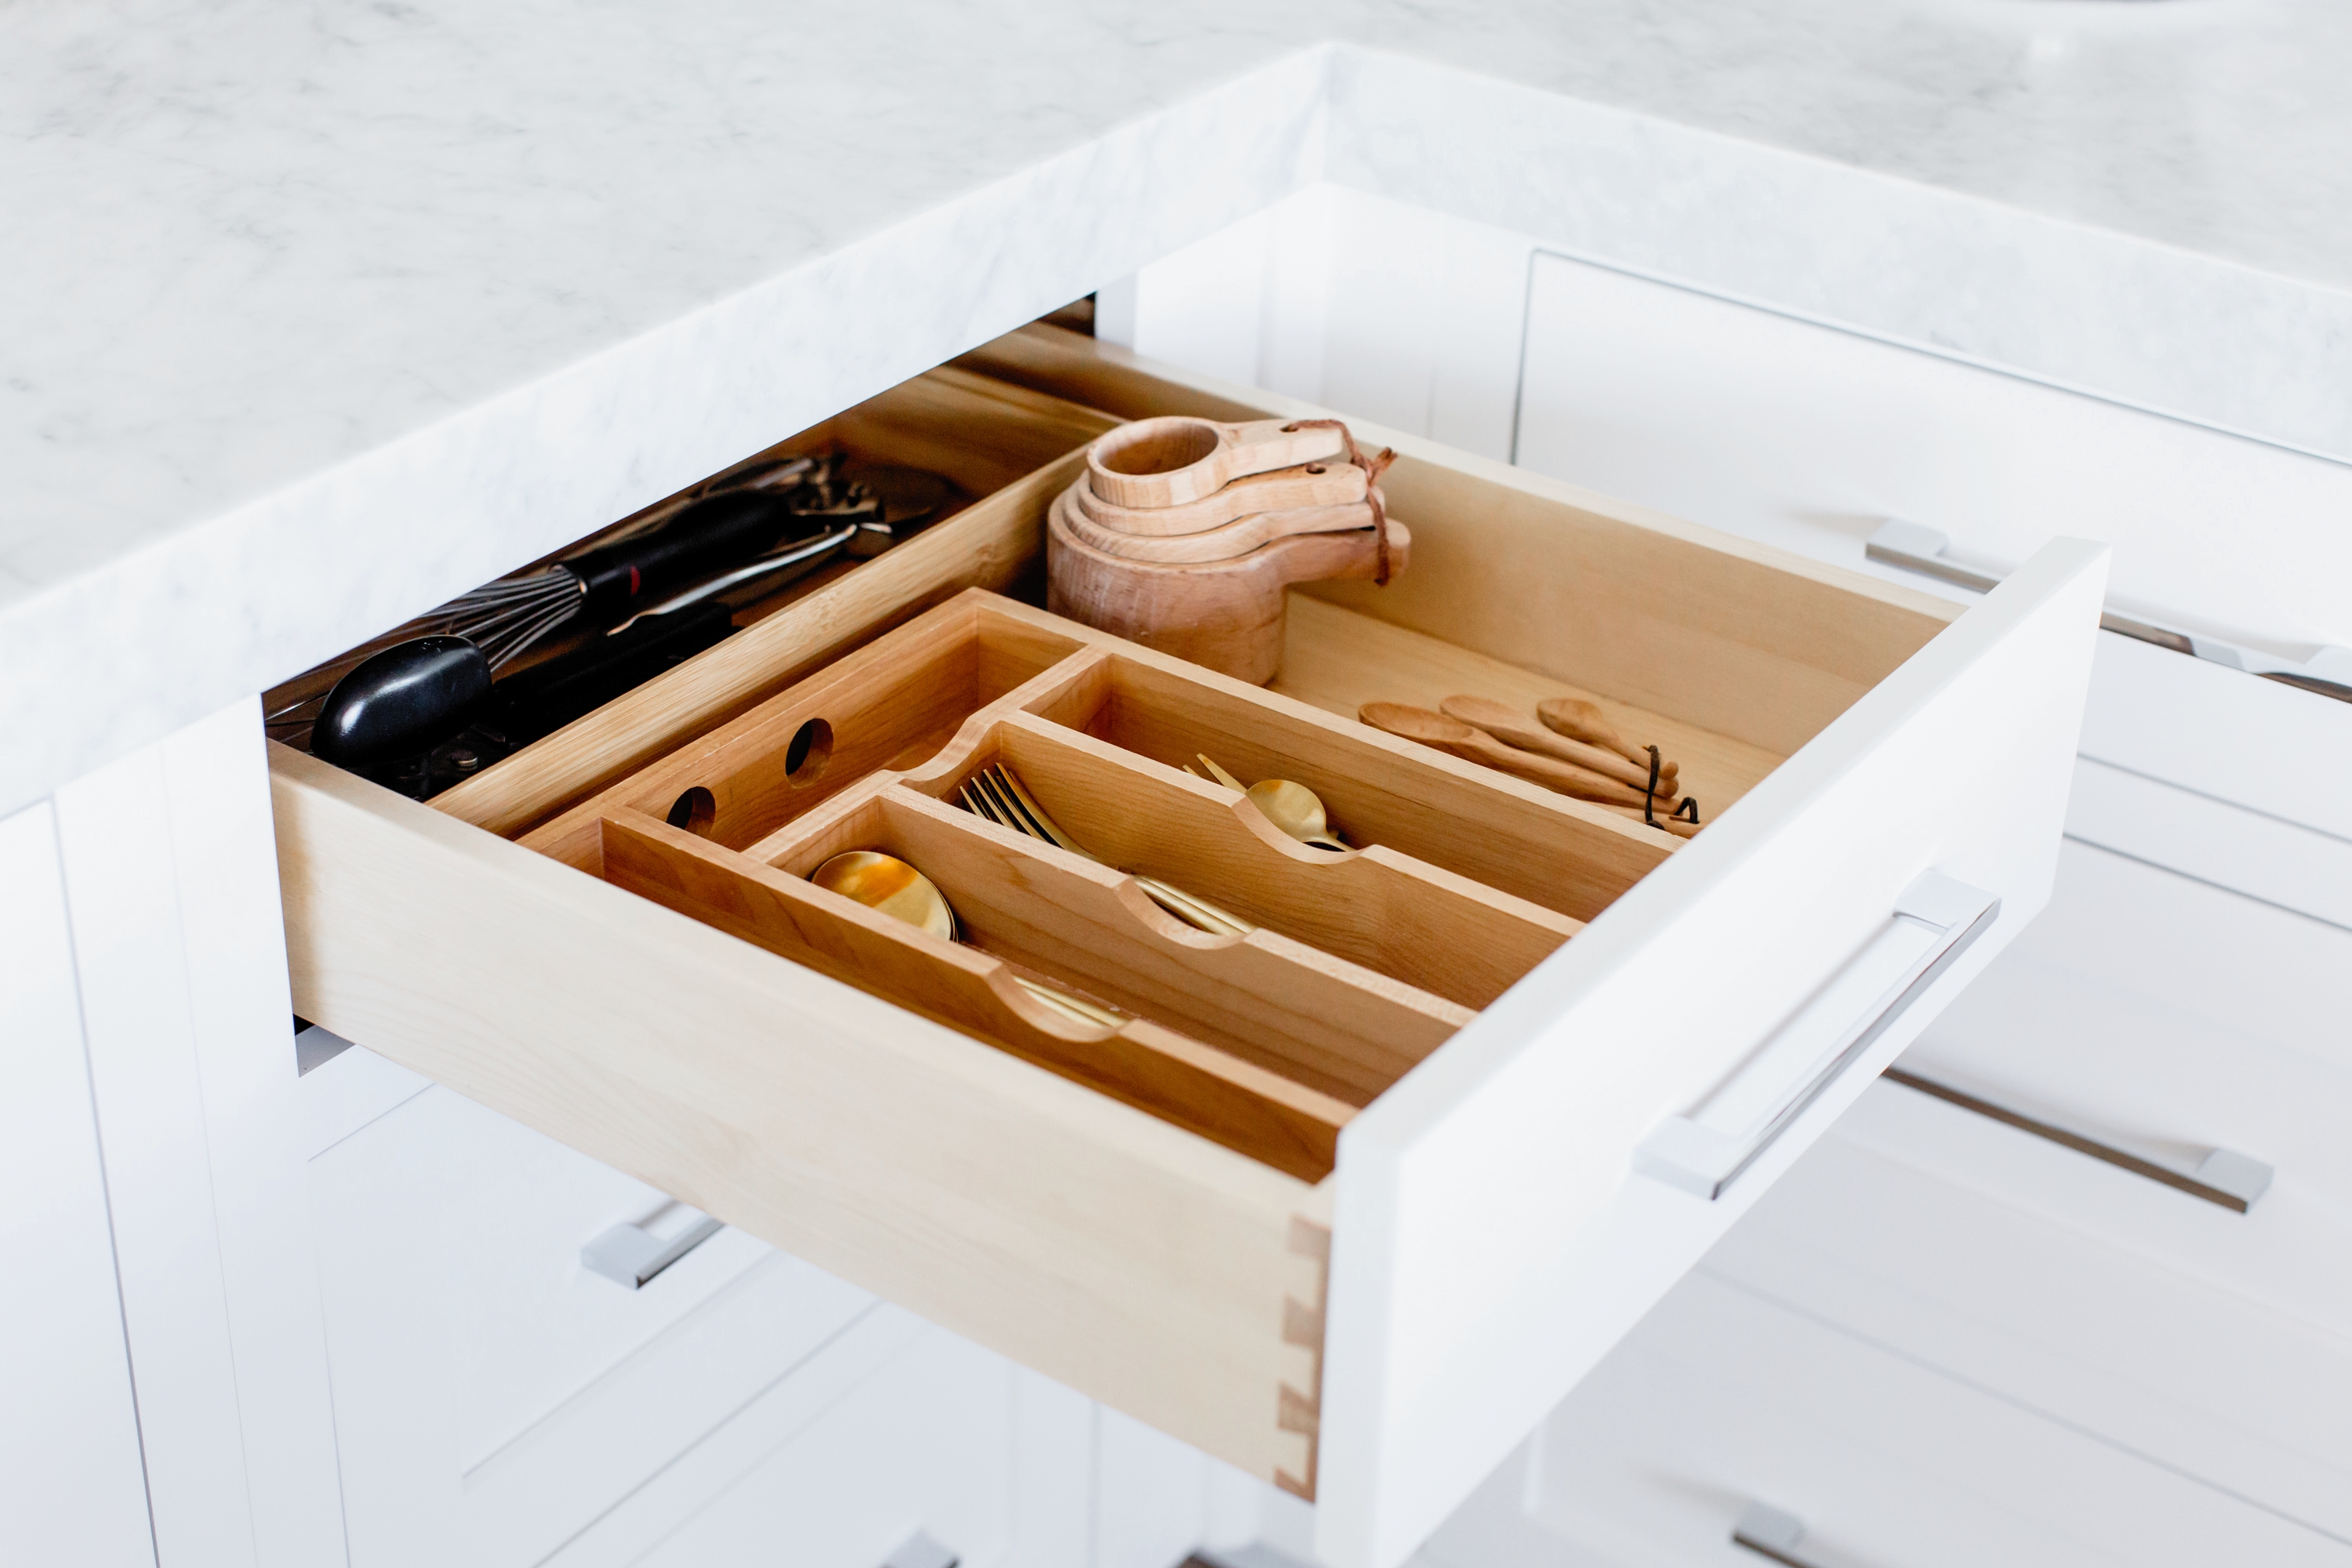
left=274, top=323, right=2109, bottom=1567
left=515, top=587, right=1649, bottom=1182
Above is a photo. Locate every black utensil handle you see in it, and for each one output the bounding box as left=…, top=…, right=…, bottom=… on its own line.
left=310, top=637, right=494, bottom=770
left=566, top=491, right=824, bottom=620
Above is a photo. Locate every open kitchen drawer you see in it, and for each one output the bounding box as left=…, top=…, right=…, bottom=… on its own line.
left=270, top=325, right=2107, bottom=1568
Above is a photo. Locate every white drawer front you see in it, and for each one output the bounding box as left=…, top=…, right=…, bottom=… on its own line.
left=1711, top=1112, right=2352, bottom=1542
left=1424, top=1271, right=2350, bottom=1568
left=1319, top=539, right=2106, bottom=1566
left=309, top=1079, right=874, bottom=1567
left=1899, top=835, right=2352, bottom=1330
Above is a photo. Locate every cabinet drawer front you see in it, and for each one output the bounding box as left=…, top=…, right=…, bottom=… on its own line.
left=277, top=328, right=2104, bottom=1568
left=1713, top=1104, right=2352, bottom=1541
left=1900, top=835, right=2352, bottom=1330
left=1432, top=1270, right=2347, bottom=1568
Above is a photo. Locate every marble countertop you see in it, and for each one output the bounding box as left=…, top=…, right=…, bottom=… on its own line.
left=9, top=0, right=2350, bottom=813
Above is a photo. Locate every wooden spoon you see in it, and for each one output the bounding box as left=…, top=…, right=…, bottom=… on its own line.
left=1357, top=702, right=1681, bottom=815
left=1537, top=697, right=1650, bottom=768
left=1439, top=695, right=1677, bottom=796
left=1064, top=494, right=1380, bottom=562
left=1076, top=460, right=1367, bottom=537
left=1087, top=417, right=1348, bottom=508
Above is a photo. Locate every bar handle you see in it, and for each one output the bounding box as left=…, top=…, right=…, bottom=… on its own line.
left=1733, top=1502, right=1821, bottom=1566
left=581, top=1207, right=724, bottom=1289
left=1867, top=519, right=2352, bottom=702
left=882, top=1530, right=959, bottom=1568
left=1636, top=870, right=1998, bottom=1200
left=1884, top=1068, right=2274, bottom=1212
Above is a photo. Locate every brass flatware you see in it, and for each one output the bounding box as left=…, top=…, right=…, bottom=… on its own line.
left=1194, top=753, right=1350, bottom=852
left=958, top=765, right=1254, bottom=937
left=810, top=848, right=1125, bottom=1025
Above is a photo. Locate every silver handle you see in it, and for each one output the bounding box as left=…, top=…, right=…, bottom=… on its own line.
left=602, top=520, right=859, bottom=637
left=1867, top=519, right=2352, bottom=702
left=1733, top=1503, right=1820, bottom=1567
left=881, top=1530, right=958, bottom=1568
left=1636, top=870, right=1998, bottom=1200
left=1884, top=1067, right=2274, bottom=1212
left=581, top=1209, right=724, bottom=1288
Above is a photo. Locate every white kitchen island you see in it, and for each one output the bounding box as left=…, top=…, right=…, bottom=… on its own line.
left=7, top=4, right=2351, bottom=1566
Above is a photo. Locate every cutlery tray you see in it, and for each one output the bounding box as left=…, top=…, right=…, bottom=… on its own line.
left=514, top=587, right=1711, bottom=1179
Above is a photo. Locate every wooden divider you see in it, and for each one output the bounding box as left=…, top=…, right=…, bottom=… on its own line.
left=601, top=804, right=1357, bottom=1181
left=545, top=587, right=1698, bottom=1178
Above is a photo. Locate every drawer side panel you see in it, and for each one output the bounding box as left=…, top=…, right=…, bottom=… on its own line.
left=271, top=743, right=1325, bottom=1486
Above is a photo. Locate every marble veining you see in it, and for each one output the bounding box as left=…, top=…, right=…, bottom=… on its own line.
left=5, top=0, right=2350, bottom=811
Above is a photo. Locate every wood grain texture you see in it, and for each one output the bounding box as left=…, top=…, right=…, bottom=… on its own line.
left=1073, top=637, right=1671, bottom=924
left=1074, top=459, right=1367, bottom=538
left=1047, top=482, right=1410, bottom=686
left=964, top=323, right=1961, bottom=756
left=514, top=595, right=1093, bottom=873
left=1087, top=417, right=1345, bottom=508
left=427, top=374, right=1120, bottom=840
left=976, top=715, right=1579, bottom=1011
left=600, top=807, right=1360, bottom=1181
left=1065, top=491, right=1378, bottom=563
left=1272, top=594, right=1781, bottom=819
left=273, top=740, right=1332, bottom=1491
left=1438, top=693, right=1677, bottom=794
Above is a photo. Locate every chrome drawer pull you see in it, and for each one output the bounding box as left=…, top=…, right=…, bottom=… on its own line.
left=1732, top=1502, right=1819, bottom=1566
left=1883, top=1068, right=2274, bottom=1212
left=882, top=1530, right=958, bottom=1568
left=1867, top=519, right=2352, bottom=702
left=1637, top=870, right=1998, bottom=1200
left=580, top=1209, right=723, bottom=1288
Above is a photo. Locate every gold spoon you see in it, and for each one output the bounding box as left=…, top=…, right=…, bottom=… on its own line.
left=1196, top=753, right=1351, bottom=852
left=809, top=850, right=1123, bottom=1027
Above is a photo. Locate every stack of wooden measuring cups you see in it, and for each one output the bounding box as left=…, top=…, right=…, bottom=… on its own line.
left=1046, top=416, right=1411, bottom=684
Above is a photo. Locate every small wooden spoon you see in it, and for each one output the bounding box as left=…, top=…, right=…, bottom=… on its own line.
left=1537, top=697, right=1650, bottom=768
left=1358, top=702, right=1681, bottom=815
left=1087, top=417, right=1347, bottom=509
left=1439, top=695, right=1678, bottom=797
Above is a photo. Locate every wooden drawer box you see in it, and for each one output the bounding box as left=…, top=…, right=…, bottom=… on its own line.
left=270, top=325, right=2107, bottom=1568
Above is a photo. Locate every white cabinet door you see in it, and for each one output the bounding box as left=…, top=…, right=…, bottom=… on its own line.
left=1513, top=249, right=2352, bottom=657
left=0, top=799, right=154, bottom=1568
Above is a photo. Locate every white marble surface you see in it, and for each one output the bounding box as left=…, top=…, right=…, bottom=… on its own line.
left=7, top=0, right=2351, bottom=811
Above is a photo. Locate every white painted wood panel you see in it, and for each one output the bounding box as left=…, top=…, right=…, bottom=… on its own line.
left=55, top=728, right=263, bottom=1568
left=2063, top=757, right=2352, bottom=931
left=0, top=799, right=155, bottom=1568
left=156, top=700, right=348, bottom=1568
left=1515, top=249, right=2352, bottom=661
left=1439, top=1271, right=2349, bottom=1566
left=1711, top=1130, right=2352, bottom=1542
left=308, top=1079, right=878, bottom=1567
left=1318, top=537, right=2107, bottom=1567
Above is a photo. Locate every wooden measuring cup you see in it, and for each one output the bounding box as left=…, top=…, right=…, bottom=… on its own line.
left=1086, top=417, right=1348, bottom=509
left=1047, top=482, right=1410, bottom=684
left=1076, top=459, right=1367, bottom=537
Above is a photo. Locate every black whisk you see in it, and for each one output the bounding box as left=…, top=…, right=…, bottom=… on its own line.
left=425, top=455, right=873, bottom=671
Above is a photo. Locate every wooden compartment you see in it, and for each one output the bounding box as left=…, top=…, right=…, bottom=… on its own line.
left=273, top=325, right=2109, bottom=1568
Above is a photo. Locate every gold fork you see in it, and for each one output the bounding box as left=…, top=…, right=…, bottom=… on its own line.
left=959, top=764, right=1254, bottom=938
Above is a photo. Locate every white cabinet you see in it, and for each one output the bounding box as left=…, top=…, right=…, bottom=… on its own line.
left=1422, top=1272, right=2349, bottom=1568
left=0, top=800, right=154, bottom=1568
